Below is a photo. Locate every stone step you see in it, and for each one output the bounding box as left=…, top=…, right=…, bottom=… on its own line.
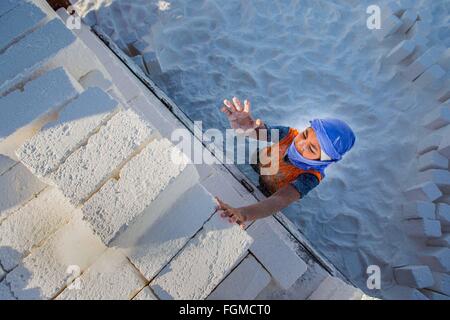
left=417, top=130, right=446, bottom=155
left=246, top=217, right=308, bottom=290
left=4, top=214, right=106, bottom=300
left=423, top=103, right=450, bottom=130
left=438, top=132, right=450, bottom=159
left=421, top=289, right=450, bottom=300
left=417, top=150, right=448, bottom=171
left=385, top=39, right=416, bottom=64
left=373, top=14, right=403, bottom=41
left=0, top=163, right=47, bottom=224
left=150, top=212, right=253, bottom=300
left=307, top=275, right=365, bottom=300
left=393, top=265, right=434, bottom=288
left=48, top=109, right=154, bottom=206
left=402, top=201, right=435, bottom=220
left=0, top=19, right=76, bottom=95
left=437, top=204, right=450, bottom=227
left=56, top=249, right=146, bottom=300
left=427, top=233, right=450, bottom=247
left=420, top=248, right=450, bottom=273
left=0, top=1, right=47, bottom=52
left=208, top=254, right=271, bottom=300
left=0, top=68, right=82, bottom=158
left=403, top=182, right=442, bottom=202
left=384, top=285, right=428, bottom=300
left=82, top=138, right=196, bottom=245
left=418, top=169, right=450, bottom=193
left=0, top=188, right=73, bottom=271
left=403, top=219, right=442, bottom=238
left=426, top=272, right=450, bottom=296
left=118, top=184, right=215, bottom=280
left=0, top=155, right=16, bottom=176
left=402, top=45, right=446, bottom=82
left=17, top=87, right=121, bottom=178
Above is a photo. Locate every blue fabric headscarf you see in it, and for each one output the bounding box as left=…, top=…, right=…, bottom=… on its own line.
left=287, top=119, right=356, bottom=176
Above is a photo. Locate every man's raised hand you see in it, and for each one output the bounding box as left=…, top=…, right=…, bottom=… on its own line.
left=220, top=97, right=263, bottom=135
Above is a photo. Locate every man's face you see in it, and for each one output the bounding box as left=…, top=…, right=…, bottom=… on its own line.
left=294, top=127, right=321, bottom=160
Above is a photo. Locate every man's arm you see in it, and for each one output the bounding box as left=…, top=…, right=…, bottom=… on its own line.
left=216, top=184, right=300, bottom=228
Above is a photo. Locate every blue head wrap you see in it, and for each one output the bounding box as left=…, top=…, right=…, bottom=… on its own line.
left=287, top=119, right=356, bottom=176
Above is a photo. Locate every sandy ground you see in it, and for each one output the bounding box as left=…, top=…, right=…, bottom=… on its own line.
left=74, top=0, right=450, bottom=298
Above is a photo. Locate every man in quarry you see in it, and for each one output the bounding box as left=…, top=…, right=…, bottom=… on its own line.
left=217, top=97, right=356, bottom=228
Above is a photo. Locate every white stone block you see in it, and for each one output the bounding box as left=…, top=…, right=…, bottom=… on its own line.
left=120, top=184, right=215, bottom=280
left=5, top=214, right=106, bottom=300
left=417, top=150, right=448, bottom=171
left=208, top=255, right=271, bottom=300
left=82, top=138, right=193, bottom=244
left=402, top=201, right=435, bottom=219
left=0, top=163, right=46, bottom=224
left=0, top=188, right=73, bottom=271
left=406, top=20, right=431, bottom=39
left=131, top=55, right=148, bottom=74
left=77, top=24, right=140, bottom=103
left=385, top=39, right=416, bottom=64
left=381, top=1, right=405, bottom=18
left=79, top=70, right=113, bottom=92
left=418, top=169, right=450, bottom=193
left=414, top=64, right=446, bottom=89
left=384, top=285, right=429, bottom=300
left=374, top=14, right=403, bottom=41
left=426, top=272, right=450, bottom=296
left=420, top=248, right=450, bottom=273
left=201, top=172, right=256, bottom=208
left=56, top=249, right=146, bottom=300
left=402, top=46, right=446, bottom=81
left=0, top=19, right=76, bottom=95
left=143, top=51, right=162, bottom=75
left=17, top=87, right=120, bottom=178
left=0, top=280, right=15, bottom=300
left=403, top=182, right=442, bottom=202
left=0, top=1, right=47, bottom=52
left=247, top=217, right=308, bottom=290
left=0, top=0, right=21, bottom=17
left=0, top=155, right=16, bottom=176
left=427, top=234, right=450, bottom=248
left=421, top=289, right=450, bottom=300
left=398, top=9, right=418, bottom=34
left=436, top=204, right=450, bottom=227
left=394, top=265, right=434, bottom=288
left=438, top=133, right=450, bottom=159
left=403, top=219, right=441, bottom=238
left=49, top=109, right=154, bottom=205
left=131, top=40, right=150, bottom=55
left=307, top=275, right=364, bottom=300
left=423, top=104, right=450, bottom=129
left=417, top=131, right=445, bottom=155
left=0, top=68, right=81, bottom=155
left=133, top=287, right=158, bottom=300
left=151, top=212, right=253, bottom=300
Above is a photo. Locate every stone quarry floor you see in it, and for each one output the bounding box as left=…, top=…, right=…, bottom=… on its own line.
left=0, top=0, right=372, bottom=300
